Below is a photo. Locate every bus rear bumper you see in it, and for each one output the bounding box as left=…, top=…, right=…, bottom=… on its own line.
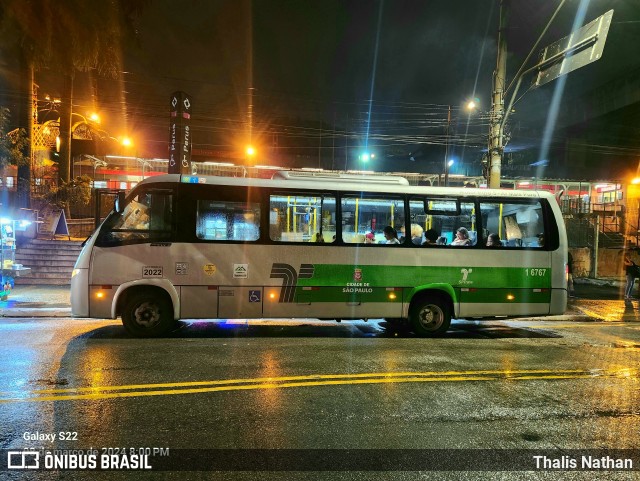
left=549, top=289, right=568, bottom=315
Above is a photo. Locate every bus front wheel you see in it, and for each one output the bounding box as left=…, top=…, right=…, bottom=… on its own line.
left=409, top=295, right=451, bottom=337
left=121, top=290, right=175, bottom=338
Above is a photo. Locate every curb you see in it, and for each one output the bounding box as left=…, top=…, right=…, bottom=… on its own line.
left=1, top=308, right=72, bottom=318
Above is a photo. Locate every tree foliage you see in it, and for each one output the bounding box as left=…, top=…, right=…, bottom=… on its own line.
left=0, top=0, right=149, bottom=186
left=40, top=175, right=92, bottom=213
left=0, top=107, right=28, bottom=169
left=0, top=0, right=149, bottom=74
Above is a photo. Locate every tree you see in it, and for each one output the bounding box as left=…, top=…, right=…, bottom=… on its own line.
left=0, top=107, right=28, bottom=170
left=39, top=175, right=93, bottom=218
left=0, top=0, right=147, bottom=203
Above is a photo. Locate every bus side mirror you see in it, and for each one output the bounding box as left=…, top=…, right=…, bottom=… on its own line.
left=114, top=192, right=126, bottom=213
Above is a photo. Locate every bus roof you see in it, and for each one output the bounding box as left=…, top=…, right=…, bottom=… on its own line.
left=271, top=170, right=410, bottom=185
left=136, top=174, right=554, bottom=199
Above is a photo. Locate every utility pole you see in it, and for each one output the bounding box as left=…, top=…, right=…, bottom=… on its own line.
left=443, top=105, right=451, bottom=187
left=488, top=0, right=509, bottom=189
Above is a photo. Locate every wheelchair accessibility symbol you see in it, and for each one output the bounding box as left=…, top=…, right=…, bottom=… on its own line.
left=249, top=290, right=261, bottom=303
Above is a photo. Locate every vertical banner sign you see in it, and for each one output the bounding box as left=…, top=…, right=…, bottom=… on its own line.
left=169, top=91, right=193, bottom=175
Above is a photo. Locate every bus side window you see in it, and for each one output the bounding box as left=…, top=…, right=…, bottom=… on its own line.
left=410, top=197, right=474, bottom=247
left=341, top=196, right=404, bottom=244
left=101, top=189, right=174, bottom=243
left=196, top=200, right=260, bottom=241
left=479, top=200, right=545, bottom=248
left=269, top=194, right=336, bottom=243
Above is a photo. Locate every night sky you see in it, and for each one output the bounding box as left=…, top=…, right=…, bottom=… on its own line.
left=1, top=0, right=638, bottom=177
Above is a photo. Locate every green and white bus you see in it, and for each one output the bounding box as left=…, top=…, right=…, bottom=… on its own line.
left=71, top=172, right=568, bottom=337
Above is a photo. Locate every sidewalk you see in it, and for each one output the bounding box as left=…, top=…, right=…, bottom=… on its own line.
left=0, top=285, right=72, bottom=317
left=0, top=279, right=628, bottom=319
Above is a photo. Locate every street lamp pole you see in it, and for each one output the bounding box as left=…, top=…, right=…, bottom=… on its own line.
left=443, top=105, right=451, bottom=186
left=91, top=159, right=107, bottom=187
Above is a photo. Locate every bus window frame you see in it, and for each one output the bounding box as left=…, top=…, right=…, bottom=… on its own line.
left=475, top=196, right=558, bottom=250
left=339, top=192, right=407, bottom=245
left=177, top=183, right=264, bottom=244
left=409, top=195, right=478, bottom=248
left=267, top=188, right=338, bottom=245
left=95, top=183, right=178, bottom=247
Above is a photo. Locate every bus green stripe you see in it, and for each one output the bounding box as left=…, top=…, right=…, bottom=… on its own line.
left=293, top=287, right=550, bottom=304
left=295, top=265, right=551, bottom=289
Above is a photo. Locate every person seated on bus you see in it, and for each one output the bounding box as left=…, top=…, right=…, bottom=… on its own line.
left=486, top=232, right=502, bottom=247
left=537, top=233, right=545, bottom=248
left=451, top=227, right=471, bottom=246
left=313, top=232, right=325, bottom=243
left=410, top=223, right=424, bottom=245
left=364, top=231, right=375, bottom=244
left=436, top=236, right=447, bottom=245
left=383, top=226, right=400, bottom=244
left=422, top=228, right=439, bottom=246
left=397, top=225, right=406, bottom=243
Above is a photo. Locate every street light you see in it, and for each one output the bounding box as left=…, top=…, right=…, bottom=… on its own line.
left=442, top=99, right=479, bottom=186
left=445, top=159, right=454, bottom=187
left=465, top=99, right=479, bottom=112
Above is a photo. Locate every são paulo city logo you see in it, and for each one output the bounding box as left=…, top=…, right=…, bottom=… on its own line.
left=344, top=267, right=372, bottom=293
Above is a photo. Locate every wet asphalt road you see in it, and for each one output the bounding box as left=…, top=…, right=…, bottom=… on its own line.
left=0, top=305, right=639, bottom=480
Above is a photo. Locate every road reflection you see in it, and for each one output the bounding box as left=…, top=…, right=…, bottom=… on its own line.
left=78, top=319, right=565, bottom=341
left=573, top=299, right=640, bottom=321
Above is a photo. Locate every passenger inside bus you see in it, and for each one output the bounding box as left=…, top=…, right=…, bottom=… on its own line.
left=451, top=227, right=471, bottom=246
left=422, top=228, right=439, bottom=246
left=410, top=224, right=424, bottom=245
left=383, top=226, right=400, bottom=244
left=486, top=233, right=502, bottom=247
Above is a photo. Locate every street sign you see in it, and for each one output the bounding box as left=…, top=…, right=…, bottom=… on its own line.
left=168, top=91, right=193, bottom=175
left=533, top=9, right=613, bottom=88
left=40, top=210, right=70, bottom=240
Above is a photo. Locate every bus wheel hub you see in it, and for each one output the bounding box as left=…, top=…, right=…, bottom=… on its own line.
left=134, top=302, right=160, bottom=327
left=419, top=305, right=442, bottom=329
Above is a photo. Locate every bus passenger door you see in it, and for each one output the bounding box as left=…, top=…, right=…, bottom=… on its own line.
left=218, top=286, right=263, bottom=319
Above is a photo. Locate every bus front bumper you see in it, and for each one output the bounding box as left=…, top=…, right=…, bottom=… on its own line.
left=70, top=268, right=89, bottom=317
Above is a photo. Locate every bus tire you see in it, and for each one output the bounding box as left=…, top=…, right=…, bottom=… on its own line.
left=121, top=290, right=175, bottom=338
left=409, top=294, right=451, bottom=337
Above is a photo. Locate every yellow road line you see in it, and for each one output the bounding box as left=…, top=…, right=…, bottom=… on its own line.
left=4, top=369, right=592, bottom=394
left=0, top=368, right=636, bottom=404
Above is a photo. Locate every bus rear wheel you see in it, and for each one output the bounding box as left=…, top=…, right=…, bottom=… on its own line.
left=121, top=291, right=175, bottom=338
left=409, top=295, right=451, bottom=337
